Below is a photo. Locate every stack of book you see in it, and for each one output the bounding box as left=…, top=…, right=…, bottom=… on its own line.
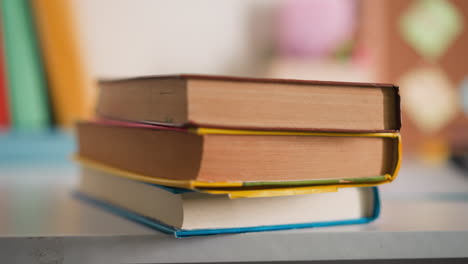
left=75, top=74, right=401, bottom=237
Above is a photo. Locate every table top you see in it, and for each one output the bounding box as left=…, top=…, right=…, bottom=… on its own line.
left=1, top=133, right=468, bottom=263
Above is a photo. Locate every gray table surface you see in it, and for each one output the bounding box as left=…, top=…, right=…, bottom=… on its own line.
left=1, top=154, right=468, bottom=263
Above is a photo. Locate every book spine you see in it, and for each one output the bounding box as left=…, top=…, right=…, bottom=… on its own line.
left=31, top=0, right=95, bottom=127
left=0, top=29, right=8, bottom=128
left=1, top=0, right=51, bottom=130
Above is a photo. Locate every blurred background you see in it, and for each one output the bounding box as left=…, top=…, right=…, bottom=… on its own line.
left=1, top=0, right=468, bottom=191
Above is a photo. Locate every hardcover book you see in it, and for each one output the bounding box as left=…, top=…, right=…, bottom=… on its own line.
left=0, top=29, right=8, bottom=127
left=96, top=74, right=401, bottom=132
left=1, top=0, right=51, bottom=130
left=31, top=0, right=95, bottom=127
left=77, top=165, right=380, bottom=237
left=76, top=120, right=401, bottom=196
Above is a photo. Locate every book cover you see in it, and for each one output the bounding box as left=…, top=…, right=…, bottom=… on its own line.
left=76, top=187, right=381, bottom=237
left=0, top=26, right=8, bottom=128
left=75, top=185, right=380, bottom=238
left=1, top=0, right=50, bottom=130
left=97, top=74, right=401, bottom=132
left=75, top=119, right=401, bottom=198
left=31, top=0, right=95, bottom=127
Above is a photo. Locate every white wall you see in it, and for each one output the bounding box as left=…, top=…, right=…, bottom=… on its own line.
left=72, top=0, right=276, bottom=79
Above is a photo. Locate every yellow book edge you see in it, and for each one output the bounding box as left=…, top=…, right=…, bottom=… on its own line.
left=74, top=129, right=401, bottom=198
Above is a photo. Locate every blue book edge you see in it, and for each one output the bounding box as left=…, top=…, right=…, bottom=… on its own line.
left=74, top=187, right=380, bottom=238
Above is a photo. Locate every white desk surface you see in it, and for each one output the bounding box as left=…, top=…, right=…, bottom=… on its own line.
left=1, top=136, right=468, bottom=263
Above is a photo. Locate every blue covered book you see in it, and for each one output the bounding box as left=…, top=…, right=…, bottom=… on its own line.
left=77, top=166, right=380, bottom=238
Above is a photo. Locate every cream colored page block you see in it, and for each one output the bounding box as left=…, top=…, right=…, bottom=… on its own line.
left=181, top=187, right=365, bottom=229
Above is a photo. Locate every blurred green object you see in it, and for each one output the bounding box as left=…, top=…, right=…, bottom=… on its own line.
left=333, top=39, right=355, bottom=62
left=399, top=0, right=463, bottom=61
left=1, top=0, right=51, bottom=131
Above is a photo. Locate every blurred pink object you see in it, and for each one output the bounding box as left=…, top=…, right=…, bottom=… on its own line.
left=277, top=0, right=356, bottom=58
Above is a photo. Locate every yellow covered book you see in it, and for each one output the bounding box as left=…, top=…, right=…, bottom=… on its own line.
left=32, top=0, right=95, bottom=126
left=75, top=120, right=401, bottom=198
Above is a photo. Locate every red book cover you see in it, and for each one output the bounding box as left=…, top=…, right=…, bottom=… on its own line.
left=0, top=33, right=9, bottom=127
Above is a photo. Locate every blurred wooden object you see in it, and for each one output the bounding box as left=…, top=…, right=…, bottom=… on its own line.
left=362, top=0, right=468, bottom=155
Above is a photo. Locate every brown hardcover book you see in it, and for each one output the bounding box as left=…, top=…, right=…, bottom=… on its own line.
left=96, top=74, right=401, bottom=132
left=76, top=121, right=400, bottom=186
